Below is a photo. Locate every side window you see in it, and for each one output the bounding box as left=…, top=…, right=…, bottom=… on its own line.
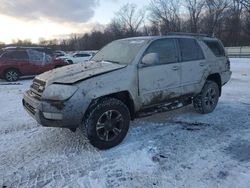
left=145, top=39, right=178, bottom=65
left=76, top=54, right=91, bottom=57
left=74, top=54, right=81, bottom=57
left=204, top=40, right=225, bottom=57
left=1, top=52, right=12, bottom=59
left=28, top=50, right=44, bottom=62
left=27, top=49, right=52, bottom=64
left=178, top=38, right=204, bottom=62
left=11, top=51, right=29, bottom=60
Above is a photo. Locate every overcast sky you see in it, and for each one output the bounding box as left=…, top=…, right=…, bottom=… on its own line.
left=0, top=0, right=149, bottom=43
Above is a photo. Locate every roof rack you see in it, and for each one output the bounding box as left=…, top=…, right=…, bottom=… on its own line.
left=3, top=46, right=51, bottom=50
left=168, top=32, right=212, bottom=38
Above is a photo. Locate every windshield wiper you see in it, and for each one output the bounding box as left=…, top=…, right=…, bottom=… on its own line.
left=103, top=60, right=120, bottom=64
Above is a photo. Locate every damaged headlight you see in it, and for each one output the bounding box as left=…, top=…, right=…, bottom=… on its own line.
left=42, top=84, right=78, bottom=101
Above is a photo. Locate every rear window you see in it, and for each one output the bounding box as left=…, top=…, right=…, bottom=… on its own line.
left=2, top=51, right=29, bottom=60
left=27, top=49, right=52, bottom=64
left=204, top=40, right=225, bottom=57
left=178, top=38, right=204, bottom=62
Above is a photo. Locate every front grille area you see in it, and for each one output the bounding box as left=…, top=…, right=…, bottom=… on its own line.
left=30, top=78, right=46, bottom=100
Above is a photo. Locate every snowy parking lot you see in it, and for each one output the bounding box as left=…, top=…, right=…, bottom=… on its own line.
left=0, top=58, right=250, bottom=188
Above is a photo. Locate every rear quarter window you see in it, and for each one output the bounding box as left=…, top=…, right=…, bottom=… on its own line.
left=178, top=38, right=204, bottom=62
left=204, top=40, right=225, bottom=57
left=1, top=52, right=11, bottom=59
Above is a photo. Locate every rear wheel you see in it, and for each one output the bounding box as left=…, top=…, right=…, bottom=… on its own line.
left=193, top=80, right=220, bottom=114
left=83, top=98, right=130, bottom=150
left=4, top=69, right=20, bottom=82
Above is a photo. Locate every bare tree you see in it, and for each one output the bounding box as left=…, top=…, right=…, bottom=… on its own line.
left=149, top=0, right=181, bottom=34
left=0, top=42, right=5, bottom=51
left=185, top=0, right=206, bottom=33
left=204, top=0, right=230, bottom=35
left=106, top=20, right=124, bottom=38
left=220, top=0, right=244, bottom=46
left=115, top=3, right=145, bottom=36
left=240, top=0, right=250, bottom=11
left=11, top=39, right=32, bottom=46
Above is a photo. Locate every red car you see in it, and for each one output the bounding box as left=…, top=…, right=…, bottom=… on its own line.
left=0, top=48, right=70, bottom=81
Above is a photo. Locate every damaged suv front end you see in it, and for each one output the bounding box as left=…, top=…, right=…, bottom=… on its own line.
left=23, top=78, right=89, bottom=129
left=22, top=60, right=128, bottom=129
left=23, top=39, right=147, bottom=131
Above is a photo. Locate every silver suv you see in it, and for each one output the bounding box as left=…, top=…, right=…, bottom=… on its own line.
left=23, top=33, right=232, bottom=149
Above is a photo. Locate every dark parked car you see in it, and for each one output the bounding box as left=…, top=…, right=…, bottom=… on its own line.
left=0, top=47, right=70, bottom=81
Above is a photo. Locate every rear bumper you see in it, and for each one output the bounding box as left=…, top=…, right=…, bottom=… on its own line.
left=221, top=71, right=232, bottom=85
left=23, top=90, right=89, bottom=129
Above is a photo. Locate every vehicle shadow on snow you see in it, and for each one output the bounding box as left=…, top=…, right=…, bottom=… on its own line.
left=0, top=76, right=34, bottom=85
left=0, top=76, right=34, bottom=86
left=140, top=104, right=211, bottom=130
left=224, top=140, right=250, bottom=163
left=25, top=99, right=245, bottom=155
left=36, top=105, right=210, bottom=153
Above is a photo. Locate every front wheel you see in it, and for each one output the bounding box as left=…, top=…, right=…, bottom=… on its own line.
left=83, top=98, right=130, bottom=150
left=4, top=69, right=20, bottom=82
left=193, top=80, right=220, bottom=114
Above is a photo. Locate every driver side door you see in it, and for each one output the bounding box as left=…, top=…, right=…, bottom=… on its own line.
left=138, top=38, right=182, bottom=107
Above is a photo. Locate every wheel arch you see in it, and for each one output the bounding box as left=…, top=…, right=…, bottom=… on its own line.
left=206, top=73, right=222, bottom=96
left=85, top=91, right=136, bottom=121
left=4, top=67, right=21, bottom=75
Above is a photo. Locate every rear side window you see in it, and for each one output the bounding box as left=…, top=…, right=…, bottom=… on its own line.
left=28, top=50, right=45, bottom=62
left=75, top=54, right=91, bottom=57
left=145, top=39, right=178, bottom=65
left=178, top=38, right=204, bottom=62
left=204, top=40, right=225, bottom=57
left=11, top=51, right=29, bottom=60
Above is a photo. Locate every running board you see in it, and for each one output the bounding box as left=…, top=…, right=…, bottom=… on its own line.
left=137, top=99, right=192, bottom=118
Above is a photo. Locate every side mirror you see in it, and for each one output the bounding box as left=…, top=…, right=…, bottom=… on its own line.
left=141, top=53, right=159, bottom=66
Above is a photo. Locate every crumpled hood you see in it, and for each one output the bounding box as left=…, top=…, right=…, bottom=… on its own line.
left=36, top=61, right=126, bottom=85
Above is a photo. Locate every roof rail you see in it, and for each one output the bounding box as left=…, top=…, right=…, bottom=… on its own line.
left=2, top=46, right=52, bottom=51
left=168, top=32, right=212, bottom=38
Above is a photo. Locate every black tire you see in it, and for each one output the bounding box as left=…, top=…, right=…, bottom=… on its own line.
left=4, top=69, right=20, bottom=82
left=193, top=80, right=220, bottom=114
left=83, top=98, right=131, bottom=150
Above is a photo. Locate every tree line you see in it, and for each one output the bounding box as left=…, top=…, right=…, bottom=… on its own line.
left=2, top=0, right=250, bottom=50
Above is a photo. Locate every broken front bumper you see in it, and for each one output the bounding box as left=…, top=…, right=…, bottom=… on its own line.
left=23, top=90, right=89, bottom=129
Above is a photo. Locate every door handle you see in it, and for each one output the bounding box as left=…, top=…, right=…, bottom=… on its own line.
left=172, top=66, right=180, bottom=71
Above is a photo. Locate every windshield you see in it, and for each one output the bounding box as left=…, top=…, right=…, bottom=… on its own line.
left=92, top=39, right=148, bottom=64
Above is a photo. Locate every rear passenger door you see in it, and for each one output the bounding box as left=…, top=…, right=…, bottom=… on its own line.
left=139, top=38, right=181, bottom=107
left=178, top=38, right=207, bottom=94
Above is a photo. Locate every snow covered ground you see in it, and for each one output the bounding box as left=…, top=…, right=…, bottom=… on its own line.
left=0, top=58, right=250, bottom=188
